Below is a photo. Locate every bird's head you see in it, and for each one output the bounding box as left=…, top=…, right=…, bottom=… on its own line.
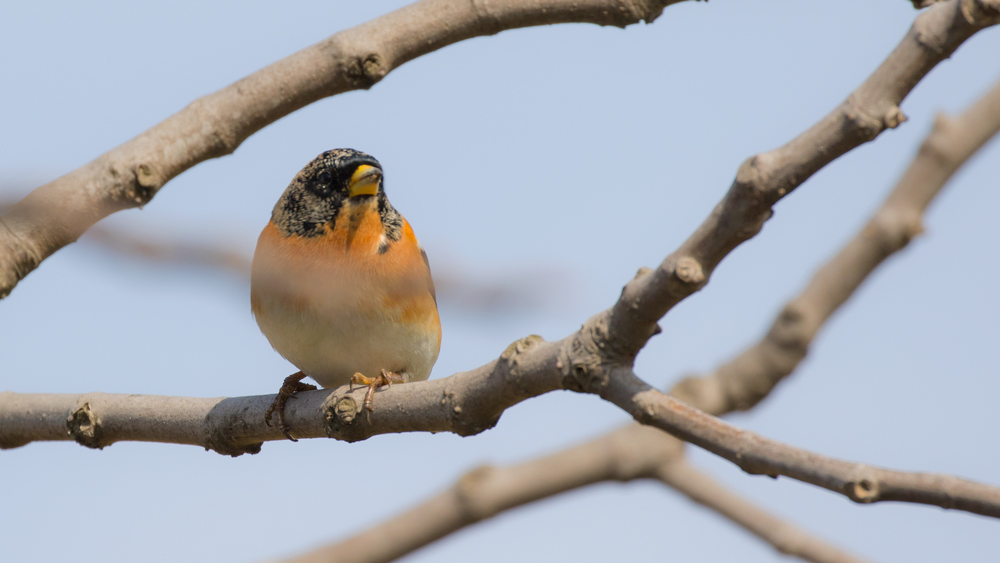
left=271, top=148, right=396, bottom=238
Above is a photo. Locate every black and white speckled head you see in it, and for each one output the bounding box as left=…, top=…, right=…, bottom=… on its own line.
left=271, top=149, right=400, bottom=240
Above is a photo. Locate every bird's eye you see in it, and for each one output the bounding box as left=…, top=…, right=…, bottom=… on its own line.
left=318, top=171, right=332, bottom=184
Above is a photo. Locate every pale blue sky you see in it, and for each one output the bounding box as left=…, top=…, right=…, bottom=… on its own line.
left=2, top=1, right=999, bottom=562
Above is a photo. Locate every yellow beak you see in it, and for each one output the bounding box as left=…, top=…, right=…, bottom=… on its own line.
left=349, top=165, right=381, bottom=198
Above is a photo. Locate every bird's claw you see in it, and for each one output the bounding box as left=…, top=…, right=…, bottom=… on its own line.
left=351, top=369, right=404, bottom=411
left=265, top=371, right=317, bottom=441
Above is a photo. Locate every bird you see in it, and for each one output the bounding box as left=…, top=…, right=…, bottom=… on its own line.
left=250, top=149, right=441, bottom=440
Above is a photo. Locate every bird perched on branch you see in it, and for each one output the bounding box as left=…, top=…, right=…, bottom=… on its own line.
left=250, top=149, right=441, bottom=440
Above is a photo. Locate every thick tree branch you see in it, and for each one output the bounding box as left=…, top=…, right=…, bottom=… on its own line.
left=0, top=0, right=690, bottom=300
left=3, top=0, right=999, bottom=519
left=280, top=426, right=871, bottom=563
left=0, top=336, right=564, bottom=456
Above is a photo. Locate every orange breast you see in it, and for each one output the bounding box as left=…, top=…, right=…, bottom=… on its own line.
left=251, top=202, right=440, bottom=344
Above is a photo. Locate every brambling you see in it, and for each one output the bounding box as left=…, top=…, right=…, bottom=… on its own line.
left=250, top=149, right=441, bottom=440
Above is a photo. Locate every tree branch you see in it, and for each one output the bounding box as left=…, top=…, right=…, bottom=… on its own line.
left=657, top=459, right=870, bottom=563
left=279, top=426, right=871, bottom=563
left=278, top=425, right=679, bottom=563
left=672, top=76, right=1000, bottom=416
left=3, top=0, right=999, bottom=519
left=3, top=185, right=563, bottom=313
left=74, top=223, right=556, bottom=313
left=605, top=370, right=1000, bottom=518
left=0, top=0, right=690, bottom=300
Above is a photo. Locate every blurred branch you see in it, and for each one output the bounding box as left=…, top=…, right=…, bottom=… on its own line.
left=83, top=226, right=253, bottom=277
left=270, top=71, right=1000, bottom=560
left=83, top=230, right=560, bottom=312
left=3, top=0, right=999, bottom=521
left=0, top=207, right=556, bottom=312
left=657, top=459, right=868, bottom=563
left=2, top=189, right=557, bottom=311
left=281, top=426, right=871, bottom=563
left=0, top=189, right=253, bottom=277
left=0, top=0, right=693, bottom=300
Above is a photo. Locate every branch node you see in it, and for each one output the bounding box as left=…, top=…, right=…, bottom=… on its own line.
left=128, top=164, right=158, bottom=206
left=884, top=106, right=908, bottom=129
left=731, top=157, right=779, bottom=229
left=322, top=394, right=361, bottom=440
left=769, top=303, right=811, bottom=353
left=561, top=313, right=631, bottom=394
left=962, top=0, right=1000, bottom=26
left=842, top=98, right=885, bottom=141
left=566, top=357, right=606, bottom=394
left=439, top=376, right=502, bottom=437
left=674, top=257, right=705, bottom=286
left=135, top=164, right=156, bottom=187
left=334, top=395, right=360, bottom=424
left=455, top=464, right=498, bottom=522
left=500, top=334, right=545, bottom=362
left=497, top=334, right=547, bottom=395
left=617, top=0, right=666, bottom=26
left=913, top=9, right=950, bottom=53
left=734, top=156, right=764, bottom=194
left=347, top=53, right=387, bottom=89
left=848, top=478, right=881, bottom=503
left=67, top=402, right=105, bottom=450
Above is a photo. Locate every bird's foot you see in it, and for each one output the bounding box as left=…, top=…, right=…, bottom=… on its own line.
left=264, top=371, right=317, bottom=441
left=350, top=369, right=404, bottom=411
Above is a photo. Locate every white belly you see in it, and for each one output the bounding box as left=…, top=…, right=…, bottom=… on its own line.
left=254, top=295, right=439, bottom=389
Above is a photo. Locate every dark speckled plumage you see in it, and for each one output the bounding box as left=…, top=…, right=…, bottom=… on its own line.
left=271, top=149, right=403, bottom=245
